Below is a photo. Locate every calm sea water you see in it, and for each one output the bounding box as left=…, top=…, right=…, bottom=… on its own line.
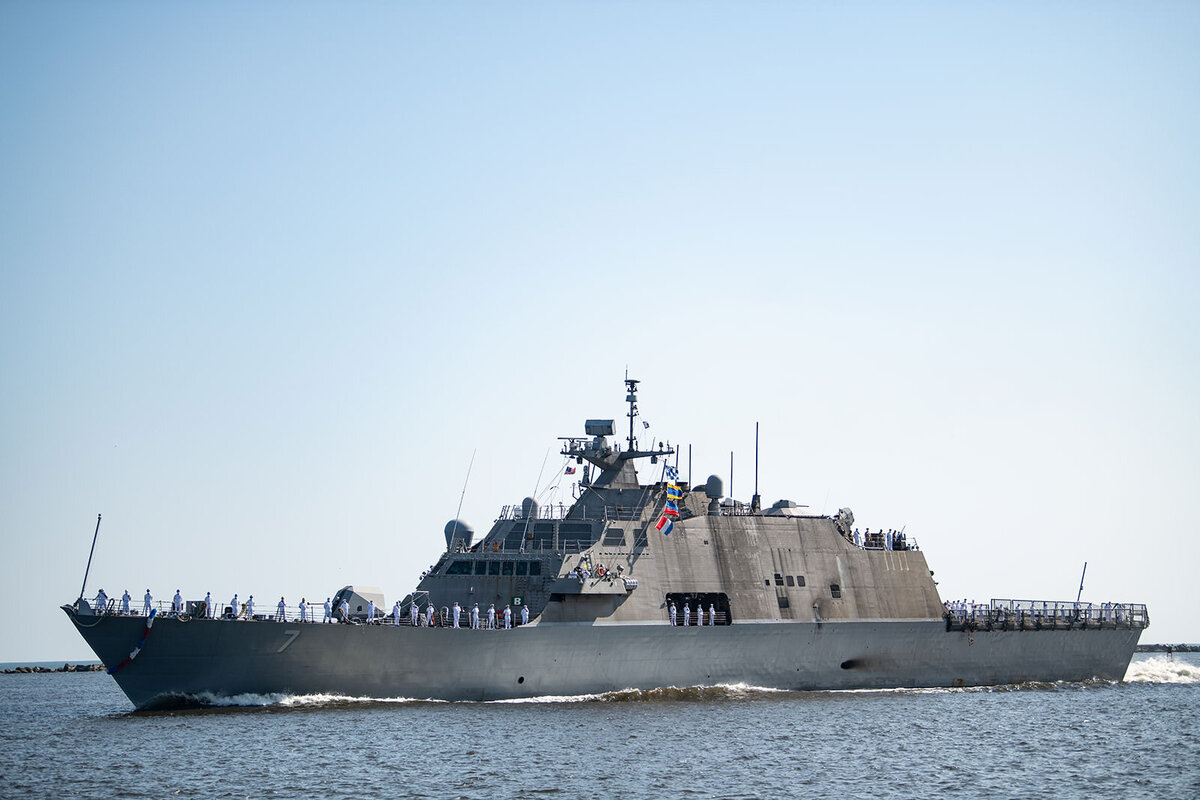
left=1, top=654, right=1196, bottom=800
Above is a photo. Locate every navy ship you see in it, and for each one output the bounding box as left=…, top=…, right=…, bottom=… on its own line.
left=63, top=379, right=1149, bottom=709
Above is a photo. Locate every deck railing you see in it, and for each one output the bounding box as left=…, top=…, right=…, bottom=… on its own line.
left=944, top=599, right=1149, bottom=631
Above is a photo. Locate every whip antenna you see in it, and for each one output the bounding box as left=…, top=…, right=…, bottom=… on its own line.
left=450, top=450, right=476, bottom=545
left=78, top=514, right=102, bottom=602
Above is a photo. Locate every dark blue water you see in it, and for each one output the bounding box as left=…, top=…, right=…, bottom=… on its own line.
left=1, top=655, right=1196, bottom=800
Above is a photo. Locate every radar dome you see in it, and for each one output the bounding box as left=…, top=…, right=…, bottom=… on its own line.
left=444, top=519, right=475, bottom=550
left=704, top=475, right=724, bottom=499
left=520, top=497, right=540, bottom=519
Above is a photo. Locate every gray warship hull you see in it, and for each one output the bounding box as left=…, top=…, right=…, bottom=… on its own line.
left=64, top=379, right=1148, bottom=709
left=64, top=611, right=1141, bottom=709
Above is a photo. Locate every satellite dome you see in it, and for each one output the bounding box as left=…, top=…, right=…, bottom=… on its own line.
left=521, top=496, right=540, bottom=518
left=704, top=475, right=724, bottom=500
left=444, top=519, right=475, bottom=550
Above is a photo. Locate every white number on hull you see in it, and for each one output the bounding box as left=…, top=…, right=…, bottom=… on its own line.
left=277, top=629, right=300, bottom=653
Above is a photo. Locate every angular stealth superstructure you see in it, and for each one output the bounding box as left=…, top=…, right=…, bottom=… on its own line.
left=64, top=378, right=1148, bottom=709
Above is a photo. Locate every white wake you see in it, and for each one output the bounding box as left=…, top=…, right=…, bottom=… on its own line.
left=1123, top=655, right=1200, bottom=684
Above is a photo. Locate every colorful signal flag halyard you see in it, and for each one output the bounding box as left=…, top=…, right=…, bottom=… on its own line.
left=658, top=463, right=682, bottom=534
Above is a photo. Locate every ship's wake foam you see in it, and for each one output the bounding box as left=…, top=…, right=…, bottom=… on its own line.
left=158, top=683, right=786, bottom=710
left=164, top=692, right=440, bottom=710
left=145, top=664, right=1196, bottom=711
left=1123, top=656, right=1200, bottom=684
left=495, top=683, right=788, bottom=704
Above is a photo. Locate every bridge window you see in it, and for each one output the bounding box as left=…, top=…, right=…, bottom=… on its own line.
left=785, top=576, right=795, bottom=587
left=796, top=576, right=805, bottom=587
left=474, top=562, right=487, bottom=576
left=774, top=573, right=784, bottom=586
left=515, top=562, right=529, bottom=576
left=502, top=561, right=515, bottom=575
left=446, top=561, right=473, bottom=576
left=830, top=584, right=841, bottom=599
left=601, top=527, right=625, bottom=546
left=488, top=562, right=500, bottom=576
left=528, top=562, right=542, bottom=576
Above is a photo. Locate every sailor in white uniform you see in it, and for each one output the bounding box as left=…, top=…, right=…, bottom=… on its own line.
left=172, top=589, right=183, bottom=615
left=669, top=602, right=677, bottom=626
left=277, top=597, right=287, bottom=622
left=452, top=602, right=461, bottom=628
left=94, top=588, right=108, bottom=613
left=487, top=604, right=496, bottom=629
left=697, top=605, right=705, bottom=626
left=426, top=602, right=435, bottom=627
left=366, top=600, right=375, bottom=624
left=299, top=598, right=308, bottom=622
left=683, top=603, right=690, bottom=626
left=392, top=601, right=402, bottom=625
left=709, top=603, right=716, bottom=626
left=205, top=592, right=213, bottom=619
left=339, top=598, right=349, bottom=622
left=411, top=601, right=419, bottom=626
left=230, top=594, right=239, bottom=620
left=521, top=605, right=529, bottom=626
left=247, top=595, right=255, bottom=618
left=471, top=603, right=480, bottom=629
left=120, top=590, right=131, bottom=615
left=143, top=589, right=152, bottom=616
left=323, top=598, right=332, bottom=623
left=504, top=605, right=512, bottom=629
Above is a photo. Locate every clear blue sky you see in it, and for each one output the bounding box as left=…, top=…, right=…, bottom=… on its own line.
left=2, top=2, right=1197, bottom=661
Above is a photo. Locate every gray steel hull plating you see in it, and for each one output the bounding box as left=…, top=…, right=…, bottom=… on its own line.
left=65, top=610, right=1142, bottom=709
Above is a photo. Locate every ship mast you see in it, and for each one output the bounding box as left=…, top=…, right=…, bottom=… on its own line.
left=625, top=375, right=640, bottom=452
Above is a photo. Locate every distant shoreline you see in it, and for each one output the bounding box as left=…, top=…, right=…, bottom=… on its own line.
left=1, top=662, right=103, bottom=674
left=1136, top=644, right=1199, bottom=652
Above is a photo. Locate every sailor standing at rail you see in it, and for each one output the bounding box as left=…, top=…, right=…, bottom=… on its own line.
left=230, top=594, right=238, bottom=620
left=205, top=592, right=213, bottom=619
left=94, top=588, right=108, bottom=614
left=367, top=599, right=375, bottom=624
left=504, top=605, right=512, bottom=629
left=277, top=597, right=287, bottom=622
left=521, top=605, right=529, bottom=626
left=669, top=602, right=677, bottom=626
left=299, top=598, right=308, bottom=622
left=246, top=595, right=255, bottom=619
left=392, top=600, right=401, bottom=625
left=323, top=598, right=332, bottom=623
left=172, top=589, right=183, bottom=615
left=697, top=605, right=705, bottom=626
left=471, top=603, right=480, bottom=629
left=121, top=589, right=131, bottom=615
left=683, top=603, right=690, bottom=627
left=487, top=604, right=496, bottom=629
left=452, top=602, right=461, bottom=628
left=709, top=603, right=716, bottom=626
left=426, top=602, right=435, bottom=627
